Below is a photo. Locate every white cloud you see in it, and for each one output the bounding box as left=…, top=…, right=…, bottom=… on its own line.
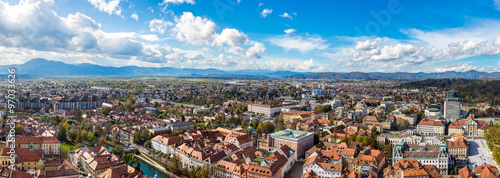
left=246, top=42, right=266, bottom=58
left=279, top=12, right=292, bottom=20
left=284, top=28, right=296, bottom=34
left=149, top=19, right=173, bottom=35
left=350, top=36, right=500, bottom=64
left=258, top=2, right=264, bottom=6
left=160, top=0, right=195, bottom=12
left=495, top=0, right=500, bottom=11
left=161, top=0, right=195, bottom=5
left=297, top=58, right=327, bottom=72
left=261, top=9, right=272, bottom=17
left=226, top=45, right=244, bottom=55
left=213, top=28, right=249, bottom=46
left=433, top=63, right=478, bottom=72
left=173, top=12, right=216, bottom=45
left=171, top=12, right=266, bottom=59
left=131, top=13, right=138, bottom=20
left=268, top=36, right=328, bottom=53
left=139, top=35, right=160, bottom=42
left=87, top=0, right=122, bottom=16
left=404, top=20, right=500, bottom=48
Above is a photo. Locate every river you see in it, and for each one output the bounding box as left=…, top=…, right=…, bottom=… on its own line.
left=130, top=159, right=169, bottom=178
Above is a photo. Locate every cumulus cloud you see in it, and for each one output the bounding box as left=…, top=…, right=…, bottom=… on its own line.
left=279, top=12, right=292, bottom=20
left=261, top=9, right=272, bottom=17
left=284, top=28, right=296, bottom=34
left=87, top=0, right=122, bottom=16
left=268, top=36, right=328, bottom=53
left=297, top=58, right=327, bottom=71
left=246, top=42, right=266, bottom=58
left=213, top=28, right=249, bottom=46
left=258, top=2, right=264, bottom=6
left=149, top=19, right=174, bottom=35
left=173, top=12, right=216, bottom=45
left=139, top=34, right=160, bottom=42
left=131, top=13, right=138, bottom=20
left=350, top=37, right=500, bottom=64
left=0, top=0, right=210, bottom=65
left=171, top=12, right=266, bottom=59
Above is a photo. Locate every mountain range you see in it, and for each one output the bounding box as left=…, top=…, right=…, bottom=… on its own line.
left=1, top=58, right=499, bottom=80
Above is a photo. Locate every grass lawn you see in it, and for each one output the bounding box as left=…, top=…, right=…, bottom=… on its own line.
left=61, top=141, right=76, bottom=152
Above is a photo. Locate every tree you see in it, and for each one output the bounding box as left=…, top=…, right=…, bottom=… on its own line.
left=144, top=140, right=152, bottom=148
left=60, top=148, right=69, bottom=160
left=98, top=136, right=106, bottom=146
left=87, top=132, right=96, bottom=143
left=125, top=99, right=134, bottom=112
left=140, top=129, right=151, bottom=143
left=381, top=143, right=392, bottom=159
left=14, top=125, right=25, bottom=135
left=134, top=162, right=141, bottom=172
left=387, top=106, right=396, bottom=113
left=170, top=154, right=181, bottom=174
left=371, top=126, right=377, bottom=133
left=69, top=129, right=78, bottom=142
left=133, top=148, right=140, bottom=155
left=122, top=153, right=136, bottom=164
left=57, top=126, right=67, bottom=140
left=111, top=145, right=125, bottom=156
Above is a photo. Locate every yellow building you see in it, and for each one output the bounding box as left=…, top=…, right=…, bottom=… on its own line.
left=15, top=136, right=61, bottom=158
left=0, top=142, right=44, bottom=171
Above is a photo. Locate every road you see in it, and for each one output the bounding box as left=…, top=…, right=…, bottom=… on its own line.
left=468, top=138, right=499, bottom=170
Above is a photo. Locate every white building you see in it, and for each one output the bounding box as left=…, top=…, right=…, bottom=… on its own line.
left=248, top=102, right=300, bottom=117
left=417, top=119, right=445, bottom=136
left=302, top=152, right=342, bottom=178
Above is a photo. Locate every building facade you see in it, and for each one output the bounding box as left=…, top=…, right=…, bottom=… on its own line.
left=54, top=95, right=108, bottom=111
left=444, top=91, right=461, bottom=121
left=393, top=140, right=449, bottom=176
left=267, top=129, right=314, bottom=159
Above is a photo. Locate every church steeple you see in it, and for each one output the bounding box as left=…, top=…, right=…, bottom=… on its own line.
left=29, top=141, right=34, bottom=151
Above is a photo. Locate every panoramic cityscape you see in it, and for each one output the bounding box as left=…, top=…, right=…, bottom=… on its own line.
left=1, top=0, right=500, bottom=178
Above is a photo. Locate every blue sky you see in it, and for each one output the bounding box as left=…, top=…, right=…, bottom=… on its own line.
left=1, top=0, right=500, bottom=72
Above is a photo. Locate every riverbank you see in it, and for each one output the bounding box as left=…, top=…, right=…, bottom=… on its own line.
left=136, top=154, right=179, bottom=178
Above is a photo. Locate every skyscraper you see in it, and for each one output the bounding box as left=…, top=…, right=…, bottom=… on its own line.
left=444, top=91, right=461, bottom=121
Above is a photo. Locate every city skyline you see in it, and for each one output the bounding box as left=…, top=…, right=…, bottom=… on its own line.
left=1, top=0, right=500, bottom=73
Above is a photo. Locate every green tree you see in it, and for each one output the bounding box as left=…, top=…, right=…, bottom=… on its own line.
left=57, top=126, right=68, bottom=140
left=98, top=136, right=106, bottom=146
left=14, top=125, right=25, bottom=135
left=387, top=106, right=396, bottom=113
left=87, top=132, right=96, bottom=143
left=144, top=140, right=152, bottom=148
left=111, top=145, right=125, bottom=156
left=125, top=99, right=134, bottom=112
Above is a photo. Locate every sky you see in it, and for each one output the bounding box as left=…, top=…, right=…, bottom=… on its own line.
left=1, top=0, right=500, bottom=73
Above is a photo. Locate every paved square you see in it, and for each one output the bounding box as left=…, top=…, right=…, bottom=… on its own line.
left=467, top=138, right=498, bottom=170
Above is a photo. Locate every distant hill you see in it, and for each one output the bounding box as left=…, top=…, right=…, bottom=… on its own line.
left=1, top=58, right=500, bottom=79
left=0, top=58, right=303, bottom=77
left=397, top=78, right=500, bottom=104
left=287, top=71, right=500, bottom=80
left=396, top=78, right=485, bottom=89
